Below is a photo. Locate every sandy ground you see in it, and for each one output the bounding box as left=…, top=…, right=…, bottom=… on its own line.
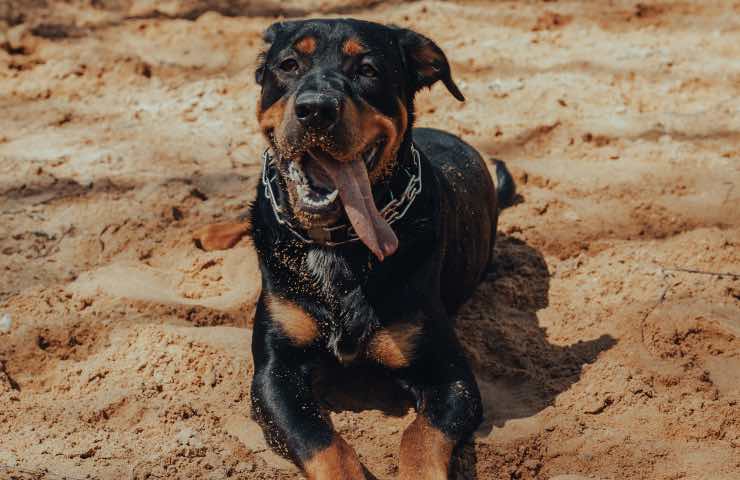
left=1, top=1, right=739, bottom=479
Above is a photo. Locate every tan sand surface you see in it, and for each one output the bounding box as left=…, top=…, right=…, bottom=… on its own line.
left=1, top=1, right=739, bottom=478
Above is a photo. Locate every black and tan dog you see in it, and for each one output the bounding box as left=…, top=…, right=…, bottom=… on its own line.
left=196, top=18, right=515, bottom=480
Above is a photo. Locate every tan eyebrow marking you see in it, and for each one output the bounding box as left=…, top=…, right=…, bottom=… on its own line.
left=342, top=38, right=367, bottom=56
left=294, top=36, right=317, bottom=55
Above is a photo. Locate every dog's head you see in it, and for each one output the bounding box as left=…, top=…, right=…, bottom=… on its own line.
left=256, top=19, right=463, bottom=260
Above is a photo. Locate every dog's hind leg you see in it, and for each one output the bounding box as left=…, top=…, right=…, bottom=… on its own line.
left=192, top=220, right=251, bottom=251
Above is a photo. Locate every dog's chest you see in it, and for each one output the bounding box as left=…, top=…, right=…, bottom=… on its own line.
left=304, top=248, right=352, bottom=296
left=300, top=249, right=422, bottom=368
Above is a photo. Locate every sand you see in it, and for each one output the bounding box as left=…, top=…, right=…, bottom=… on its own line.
left=1, top=1, right=739, bottom=479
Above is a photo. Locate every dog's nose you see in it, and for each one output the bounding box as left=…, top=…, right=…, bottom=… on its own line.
left=294, top=92, right=340, bottom=130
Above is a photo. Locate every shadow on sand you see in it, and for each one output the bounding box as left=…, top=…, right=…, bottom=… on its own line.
left=318, top=234, right=616, bottom=479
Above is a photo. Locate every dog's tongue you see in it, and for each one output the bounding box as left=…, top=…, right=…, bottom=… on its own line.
left=310, top=150, right=398, bottom=261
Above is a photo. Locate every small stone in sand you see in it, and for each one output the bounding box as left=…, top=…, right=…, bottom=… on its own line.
left=0, top=313, right=12, bottom=333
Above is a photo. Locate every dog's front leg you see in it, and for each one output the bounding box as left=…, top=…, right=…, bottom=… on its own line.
left=251, top=358, right=366, bottom=479
left=398, top=332, right=483, bottom=480
left=251, top=304, right=366, bottom=480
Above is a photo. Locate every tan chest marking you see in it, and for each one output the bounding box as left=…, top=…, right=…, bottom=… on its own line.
left=367, top=323, right=422, bottom=369
left=265, top=294, right=319, bottom=347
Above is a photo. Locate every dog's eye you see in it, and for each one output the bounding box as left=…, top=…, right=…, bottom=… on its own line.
left=359, top=63, right=378, bottom=78
left=279, top=59, right=299, bottom=73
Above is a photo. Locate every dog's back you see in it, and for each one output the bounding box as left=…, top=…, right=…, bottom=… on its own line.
left=414, top=127, right=504, bottom=314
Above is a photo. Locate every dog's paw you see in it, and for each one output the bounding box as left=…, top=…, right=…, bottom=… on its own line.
left=304, top=436, right=367, bottom=480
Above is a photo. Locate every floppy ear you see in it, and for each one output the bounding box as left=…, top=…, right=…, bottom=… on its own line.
left=261, top=21, right=286, bottom=44
left=396, top=28, right=464, bottom=101
left=255, top=21, right=296, bottom=85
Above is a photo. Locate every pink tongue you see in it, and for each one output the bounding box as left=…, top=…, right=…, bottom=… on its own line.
left=310, top=151, right=399, bottom=261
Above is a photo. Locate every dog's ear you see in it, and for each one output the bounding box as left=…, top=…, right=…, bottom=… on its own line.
left=396, top=28, right=464, bottom=102
left=256, top=21, right=297, bottom=85
left=262, top=21, right=289, bottom=44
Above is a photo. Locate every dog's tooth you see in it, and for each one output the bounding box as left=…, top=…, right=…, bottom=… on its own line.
left=327, top=190, right=338, bottom=202
left=289, top=162, right=308, bottom=184
left=289, top=164, right=301, bottom=182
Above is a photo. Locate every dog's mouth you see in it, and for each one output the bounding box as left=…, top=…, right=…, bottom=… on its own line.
left=283, top=137, right=398, bottom=260
left=288, top=139, right=384, bottom=211
left=288, top=155, right=340, bottom=211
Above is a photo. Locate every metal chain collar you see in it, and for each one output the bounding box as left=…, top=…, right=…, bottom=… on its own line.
left=261, top=144, right=423, bottom=246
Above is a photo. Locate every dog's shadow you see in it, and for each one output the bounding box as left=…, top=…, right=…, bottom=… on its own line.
left=317, top=234, right=616, bottom=479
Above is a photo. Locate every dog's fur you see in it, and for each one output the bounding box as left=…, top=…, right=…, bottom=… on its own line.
left=196, top=18, right=515, bottom=479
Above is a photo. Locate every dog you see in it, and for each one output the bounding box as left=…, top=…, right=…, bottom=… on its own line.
left=195, top=18, right=515, bottom=480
